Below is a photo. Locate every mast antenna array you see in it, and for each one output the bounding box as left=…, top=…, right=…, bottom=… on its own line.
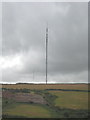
left=46, top=24, right=48, bottom=84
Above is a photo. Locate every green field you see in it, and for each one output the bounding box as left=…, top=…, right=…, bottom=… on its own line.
left=2, top=84, right=89, bottom=118
left=49, top=91, right=88, bottom=110
left=3, top=103, right=52, bottom=118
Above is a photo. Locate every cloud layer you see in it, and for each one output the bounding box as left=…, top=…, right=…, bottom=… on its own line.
left=1, top=2, right=88, bottom=83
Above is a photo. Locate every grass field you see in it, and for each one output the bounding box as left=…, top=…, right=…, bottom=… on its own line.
left=2, top=83, right=89, bottom=90
left=49, top=91, right=88, bottom=110
left=3, top=103, right=52, bottom=118
left=2, top=83, right=89, bottom=118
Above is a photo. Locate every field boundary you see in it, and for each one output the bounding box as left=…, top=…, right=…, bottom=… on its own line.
left=45, top=89, right=90, bottom=92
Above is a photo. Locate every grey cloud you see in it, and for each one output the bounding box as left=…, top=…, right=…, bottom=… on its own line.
left=2, top=2, right=88, bottom=83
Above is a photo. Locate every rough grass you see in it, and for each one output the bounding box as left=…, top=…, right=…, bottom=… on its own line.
left=3, top=103, right=52, bottom=118
left=49, top=91, right=88, bottom=110
left=2, top=84, right=89, bottom=118
left=2, top=84, right=89, bottom=90
left=2, top=89, right=89, bottom=118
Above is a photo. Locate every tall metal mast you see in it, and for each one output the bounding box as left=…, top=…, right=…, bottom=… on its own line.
left=46, top=25, right=48, bottom=84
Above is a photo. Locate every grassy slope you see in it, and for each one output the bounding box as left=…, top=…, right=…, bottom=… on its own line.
left=3, top=103, right=52, bottom=118
left=49, top=91, right=88, bottom=110
left=2, top=84, right=89, bottom=118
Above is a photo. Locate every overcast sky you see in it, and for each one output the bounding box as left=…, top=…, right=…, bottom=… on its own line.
left=0, top=2, right=88, bottom=83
